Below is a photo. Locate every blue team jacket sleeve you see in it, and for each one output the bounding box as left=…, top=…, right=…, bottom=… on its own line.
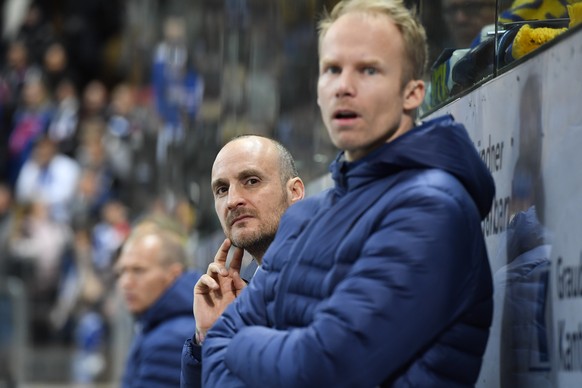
left=202, top=263, right=273, bottom=387
left=203, top=180, right=491, bottom=387
left=132, top=333, right=191, bottom=387
left=180, top=336, right=202, bottom=388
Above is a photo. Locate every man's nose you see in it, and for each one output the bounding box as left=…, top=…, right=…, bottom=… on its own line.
left=118, top=274, right=129, bottom=290
left=226, top=185, right=246, bottom=209
left=335, top=70, right=356, bottom=98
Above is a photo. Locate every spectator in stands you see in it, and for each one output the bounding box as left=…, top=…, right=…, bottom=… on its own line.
left=50, top=224, right=106, bottom=334
left=442, top=0, right=497, bottom=47
left=50, top=224, right=109, bottom=383
left=15, top=135, right=80, bottom=223
left=115, top=217, right=202, bottom=387
left=78, top=79, right=108, bottom=124
left=91, top=199, right=130, bottom=278
left=47, top=77, right=80, bottom=157
left=7, top=200, right=72, bottom=343
left=69, top=167, right=114, bottom=229
left=1, top=39, right=41, bottom=107
left=104, top=83, right=146, bottom=205
left=74, top=118, right=124, bottom=218
left=42, top=41, right=78, bottom=98
left=7, top=74, right=52, bottom=185
left=75, top=117, right=108, bottom=170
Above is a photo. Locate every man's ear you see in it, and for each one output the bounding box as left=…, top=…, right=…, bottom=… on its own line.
left=403, top=79, right=426, bottom=111
left=167, top=262, right=184, bottom=282
left=287, top=177, right=305, bottom=203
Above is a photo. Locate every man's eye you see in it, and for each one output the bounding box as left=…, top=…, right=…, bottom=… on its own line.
left=215, top=186, right=227, bottom=196
left=245, top=178, right=260, bottom=186
left=324, top=65, right=340, bottom=74
left=364, top=67, right=377, bottom=75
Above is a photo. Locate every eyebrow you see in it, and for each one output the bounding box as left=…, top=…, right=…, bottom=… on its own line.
left=211, top=168, right=265, bottom=191
left=237, top=168, right=264, bottom=180
left=320, top=57, right=383, bottom=68
left=211, top=178, right=226, bottom=192
left=319, top=56, right=337, bottom=67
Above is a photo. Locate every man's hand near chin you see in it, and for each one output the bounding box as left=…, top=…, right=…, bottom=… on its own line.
left=193, top=238, right=246, bottom=344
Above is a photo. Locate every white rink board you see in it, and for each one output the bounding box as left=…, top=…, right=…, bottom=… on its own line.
left=427, top=28, right=582, bottom=387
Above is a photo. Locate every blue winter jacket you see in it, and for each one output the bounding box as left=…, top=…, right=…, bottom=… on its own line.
left=122, top=270, right=201, bottom=388
left=180, top=260, right=259, bottom=387
left=203, top=115, right=496, bottom=387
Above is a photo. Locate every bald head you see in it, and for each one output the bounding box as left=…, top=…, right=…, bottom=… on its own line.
left=211, top=135, right=304, bottom=261
left=116, top=226, right=187, bottom=315
left=216, top=135, right=298, bottom=185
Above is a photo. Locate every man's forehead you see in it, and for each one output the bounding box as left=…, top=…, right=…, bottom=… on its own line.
left=212, top=141, right=279, bottom=181
left=212, top=165, right=269, bottom=186
left=118, top=235, right=160, bottom=262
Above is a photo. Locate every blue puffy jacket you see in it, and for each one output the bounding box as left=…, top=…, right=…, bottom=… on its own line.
left=122, top=270, right=201, bottom=388
left=203, top=115, right=495, bottom=387
left=181, top=259, right=259, bottom=388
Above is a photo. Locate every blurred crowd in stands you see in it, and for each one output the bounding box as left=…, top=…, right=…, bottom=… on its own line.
left=0, top=1, right=203, bottom=383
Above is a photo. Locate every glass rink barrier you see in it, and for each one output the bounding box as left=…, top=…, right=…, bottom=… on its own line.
left=425, top=18, right=582, bottom=387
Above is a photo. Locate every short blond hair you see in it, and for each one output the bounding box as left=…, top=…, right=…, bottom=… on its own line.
left=318, top=0, right=427, bottom=84
left=123, top=215, right=188, bottom=268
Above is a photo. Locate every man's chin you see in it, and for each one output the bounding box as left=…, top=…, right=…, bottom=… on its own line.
left=127, top=306, right=144, bottom=315
left=231, top=232, right=268, bottom=252
left=229, top=235, right=251, bottom=249
left=229, top=228, right=254, bottom=245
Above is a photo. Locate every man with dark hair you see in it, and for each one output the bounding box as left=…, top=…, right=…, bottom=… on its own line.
left=180, top=135, right=304, bottom=387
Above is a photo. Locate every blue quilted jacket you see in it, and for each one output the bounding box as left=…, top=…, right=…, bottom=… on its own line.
left=122, top=270, right=201, bottom=388
left=203, top=115, right=495, bottom=387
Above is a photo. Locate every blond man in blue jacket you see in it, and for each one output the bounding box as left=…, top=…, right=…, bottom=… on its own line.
left=202, top=1, right=496, bottom=387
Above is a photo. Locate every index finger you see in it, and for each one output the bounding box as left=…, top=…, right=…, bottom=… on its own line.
left=228, top=246, right=244, bottom=273
left=213, top=239, right=232, bottom=266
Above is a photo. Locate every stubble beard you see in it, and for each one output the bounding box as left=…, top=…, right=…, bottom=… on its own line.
left=226, top=189, right=289, bottom=260
left=229, top=225, right=277, bottom=260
